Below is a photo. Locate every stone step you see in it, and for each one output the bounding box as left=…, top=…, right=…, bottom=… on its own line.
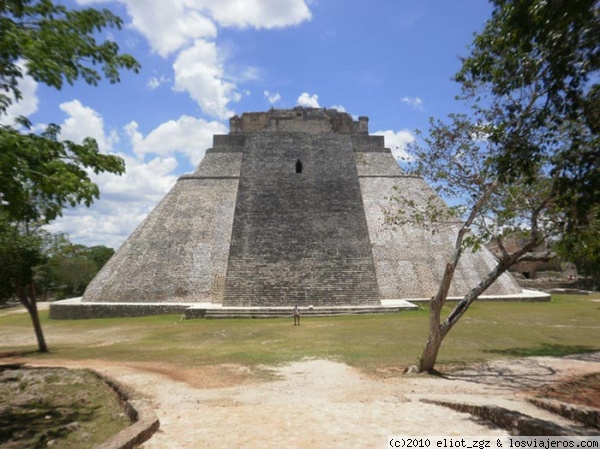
left=184, top=302, right=418, bottom=319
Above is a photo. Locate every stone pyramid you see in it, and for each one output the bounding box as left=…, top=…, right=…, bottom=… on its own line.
left=81, top=108, right=523, bottom=309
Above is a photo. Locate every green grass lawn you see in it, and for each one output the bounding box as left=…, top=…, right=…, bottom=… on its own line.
left=1, top=294, right=599, bottom=373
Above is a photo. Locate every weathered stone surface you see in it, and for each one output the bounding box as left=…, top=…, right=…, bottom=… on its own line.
left=83, top=152, right=240, bottom=304
left=422, top=399, right=597, bottom=436
left=79, top=107, right=525, bottom=310
left=528, top=398, right=600, bottom=430
left=358, top=152, right=521, bottom=298
left=223, top=132, right=379, bottom=306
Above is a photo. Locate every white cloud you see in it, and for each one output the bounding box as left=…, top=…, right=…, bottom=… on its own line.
left=78, top=0, right=217, bottom=57
left=46, top=205, right=148, bottom=249
left=374, top=129, right=416, bottom=161
left=0, top=60, right=39, bottom=126
left=58, top=100, right=118, bottom=152
left=231, top=66, right=263, bottom=83
left=264, top=90, right=281, bottom=105
left=44, top=100, right=184, bottom=248
left=201, top=0, right=312, bottom=29
left=297, top=92, right=320, bottom=108
left=330, top=105, right=346, bottom=113
left=146, top=74, right=171, bottom=89
left=125, top=115, right=228, bottom=166
left=47, top=103, right=179, bottom=247
left=401, top=96, right=424, bottom=111
left=173, top=39, right=240, bottom=119
left=77, top=0, right=311, bottom=56
left=93, top=153, right=178, bottom=203
left=46, top=154, right=178, bottom=249
left=76, top=1, right=312, bottom=119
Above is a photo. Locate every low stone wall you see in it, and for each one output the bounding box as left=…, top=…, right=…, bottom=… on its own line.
left=49, top=291, right=550, bottom=320
left=528, top=398, right=600, bottom=430
left=49, top=301, right=189, bottom=319
left=422, top=399, right=593, bottom=436
left=1, top=365, right=159, bottom=449
left=90, top=370, right=159, bottom=449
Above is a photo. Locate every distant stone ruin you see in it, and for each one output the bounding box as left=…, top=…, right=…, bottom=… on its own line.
left=51, top=108, right=544, bottom=319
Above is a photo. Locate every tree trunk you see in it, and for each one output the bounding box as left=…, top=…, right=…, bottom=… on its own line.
left=417, top=251, right=526, bottom=373
left=418, top=262, right=454, bottom=373
left=18, top=285, right=49, bottom=353
left=419, top=319, right=443, bottom=373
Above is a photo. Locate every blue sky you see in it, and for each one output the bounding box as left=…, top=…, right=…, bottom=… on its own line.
left=3, top=0, right=494, bottom=249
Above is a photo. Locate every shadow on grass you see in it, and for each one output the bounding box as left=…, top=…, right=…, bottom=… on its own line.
left=486, top=344, right=598, bottom=358
left=0, top=398, right=96, bottom=448
left=0, top=350, right=40, bottom=359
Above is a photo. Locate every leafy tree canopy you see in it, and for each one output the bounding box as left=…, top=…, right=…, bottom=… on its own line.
left=455, top=0, right=599, bottom=224
left=0, top=0, right=139, bottom=352
left=1, top=0, right=140, bottom=114
left=35, top=232, right=112, bottom=299
left=0, top=0, right=140, bottom=225
left=556, top=207, right=600, bottom=287
left=391, top=0, right=599, bottom=373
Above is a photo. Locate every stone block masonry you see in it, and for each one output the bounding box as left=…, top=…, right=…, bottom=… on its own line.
left=82, top=152, right=241, bottom=304
left=223, top=132, right=380, bottom=306
left=67, top=107, right=534, bottom=318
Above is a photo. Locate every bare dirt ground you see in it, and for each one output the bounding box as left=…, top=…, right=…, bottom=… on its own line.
left=2, top=304, right=599, bottom=448
left=2, top=354, right=598, bottom=448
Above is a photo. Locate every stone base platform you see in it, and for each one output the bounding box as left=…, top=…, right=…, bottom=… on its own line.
left=185, top=300, right=418, bottom=319
left=405, top=289, right=551, bottom=303
left=48, top=290, right=549, bottom=320
left=48, top=298, right=419, bottom=320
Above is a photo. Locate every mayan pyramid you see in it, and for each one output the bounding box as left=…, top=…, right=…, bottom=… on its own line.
left=80, top=108, right=523, bottom=310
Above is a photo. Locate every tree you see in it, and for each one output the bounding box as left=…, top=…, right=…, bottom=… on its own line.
left=393, top=115, right=560, bottom=373
left=556, top=208, right=600, bottom=288
left=0, top=0, right=139, bottom=352
left=455, top=0, right=599, bottom=227
left=36, top=233, right=112, bottom=299
left=0, top=215, right=48, bottom=351
left=87, top=245, right=115, bottom=271
left=391, top=0, right=599, bottom=373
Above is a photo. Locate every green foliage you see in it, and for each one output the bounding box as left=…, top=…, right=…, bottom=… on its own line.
left=0, top=0, right=140, bottom=114
left=0, top=215, right=46, bottom=304
left=0, top=0, right=139, bottom=225
left=0, top=0, right=137, bottom=284
left=35, top=232, right=114, bottom=299
left=456, top=0, right=600, bottom=225
left=389, top=0, right=598, bottom=280
left=87, top=245, right=114, bottom=270
left=556, top=209, right=600, bottom=286
left=394, top=114, right=558, bottom=255
left=391, top=0, right=599, bottom=372
left=0, top=124, right=125, bottom=224
left=0, top=0, right=138, bottom=350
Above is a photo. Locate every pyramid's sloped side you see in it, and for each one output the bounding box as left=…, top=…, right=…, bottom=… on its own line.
left=82, top=153, right=241, bottom=303
left=192, top=151, right=242, bottom=176
left=355, top=150, right=404, bottom=176
left=359, top=167, right=522, bottom=298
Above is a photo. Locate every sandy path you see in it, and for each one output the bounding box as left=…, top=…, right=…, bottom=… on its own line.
left=134, top=355, right=598, bottom=448
left=134, top=360, right=511, bottom=449
left=5, top=354, right=596, bottom=449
